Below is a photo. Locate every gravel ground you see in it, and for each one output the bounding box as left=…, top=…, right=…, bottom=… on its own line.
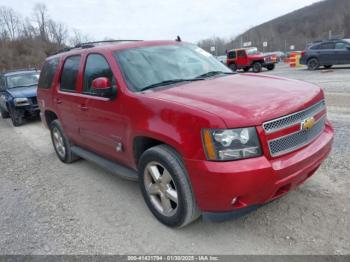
left=0, top=64, right=349, bottom=255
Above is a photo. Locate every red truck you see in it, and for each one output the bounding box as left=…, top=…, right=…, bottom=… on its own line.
left=227, top=47, right=277, bottom=73
left=37, top=40, right=334, bottom=227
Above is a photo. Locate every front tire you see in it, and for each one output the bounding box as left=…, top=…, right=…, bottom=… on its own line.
left=139, top=145, right=200, bottom=228
left=50, top=120, right=79, bottom=163
left=307, top=58, right=320, bottom=70
left=229, top=63, right=237, bottom=72
left=267, top=64, right=275, bottom=71
left=0, top=107, right=10, bottom=119
left=9, top=108, right=23, bottom=127
left=252, top=62, right=262, bottom=73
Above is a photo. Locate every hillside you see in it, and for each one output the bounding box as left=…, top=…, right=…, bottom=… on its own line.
left=198, top=0, right=350, bottom=54
left=231, top=0, right=350, bottom=51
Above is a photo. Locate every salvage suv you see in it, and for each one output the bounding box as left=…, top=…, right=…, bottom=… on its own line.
left=0, top=69, right=40, bottom=126
left=226, top=47, right=276, bottom=73
left=38, top=40, right=334, bottom=228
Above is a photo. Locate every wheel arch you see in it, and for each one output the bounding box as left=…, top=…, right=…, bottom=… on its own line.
left=133, top=136, right=182, bottom=167
left=44, top=110, right=58, bottom=127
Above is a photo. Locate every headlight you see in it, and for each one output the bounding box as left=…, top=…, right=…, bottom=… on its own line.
left=202, top=127, right=262, bottom=161
left=14, top=98, right=30, bottom=106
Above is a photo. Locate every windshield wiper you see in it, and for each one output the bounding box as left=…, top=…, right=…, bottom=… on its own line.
left=195, top=71, right=235, bottom=79
left=139, top=78, right=205, bottom=92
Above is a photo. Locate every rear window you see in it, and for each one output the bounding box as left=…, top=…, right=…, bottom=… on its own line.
left=60, top=55, right=81, bottom=92
left=38, top=58, right=59, bottom=89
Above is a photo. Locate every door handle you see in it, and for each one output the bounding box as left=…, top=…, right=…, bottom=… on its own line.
left=79, top=104, right=89, bottom=111
left=55, top=98, right=63, bottom=104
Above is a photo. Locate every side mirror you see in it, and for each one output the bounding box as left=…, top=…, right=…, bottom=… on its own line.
left=92, top=77, right=115, bottom=98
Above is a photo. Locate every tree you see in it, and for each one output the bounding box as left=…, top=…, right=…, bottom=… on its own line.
left=47, top=19, right=68, bottom=46
left=0, top=6, right=21, bottom=40
left=32, top=3, right=49, bottom=41
left=69, top=28, right=91, bottom=46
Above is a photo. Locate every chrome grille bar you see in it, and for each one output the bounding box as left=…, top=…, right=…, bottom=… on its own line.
left=268, top=116, right=326, bottom=157
left=263, top=100, right=326, bottom=134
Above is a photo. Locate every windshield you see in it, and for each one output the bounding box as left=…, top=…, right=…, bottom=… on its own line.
left=6, top=72, right=39, bottom=89
left=114, top=44, right=231, bottom=91
left=246, top=48, right=259, bottom=55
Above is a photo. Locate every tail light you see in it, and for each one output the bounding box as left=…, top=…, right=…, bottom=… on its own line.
left=301, top=51, right=305, bottom=57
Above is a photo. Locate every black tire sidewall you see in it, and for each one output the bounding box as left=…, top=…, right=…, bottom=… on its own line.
left=267, top=64, right=275, bottom=70
left=139, top=148, right=189, bottom=228
left=253, top=62, right=262, bottom=73
left=9, top=108, right=22, bottom=126
left=229, top=64, right=237, bottom=71
left=308, top=58, right=319, bottom=70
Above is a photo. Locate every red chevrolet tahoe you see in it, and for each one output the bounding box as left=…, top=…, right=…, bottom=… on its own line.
left=37, top=40, right=334, bottom=228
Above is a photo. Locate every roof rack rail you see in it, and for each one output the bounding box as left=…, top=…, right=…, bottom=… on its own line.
left=51, top=39, right=142, bottom=56
left=75, top=39, right=142, bottom=48
left=2, top=68, right=38, bottom=74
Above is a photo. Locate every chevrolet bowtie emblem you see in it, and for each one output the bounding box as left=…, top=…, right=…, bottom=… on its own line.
left=301, top=117, right=315, bottom=131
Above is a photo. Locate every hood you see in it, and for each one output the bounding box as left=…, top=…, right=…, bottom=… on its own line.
left=147, top=74, right=323, bottom=128
left=7, top=86, right=37, bottom=98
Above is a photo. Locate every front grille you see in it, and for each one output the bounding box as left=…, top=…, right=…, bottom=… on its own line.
left=263, top=100, right=326, bottom=134
left=268, top=116, right=326, bottom=157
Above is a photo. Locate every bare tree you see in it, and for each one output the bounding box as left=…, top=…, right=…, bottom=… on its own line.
left=0, top=6, right=21, bottom=40
left=47, top=19, right=68, bottom=46
left=69, top=28, right=91, bottom=46
left=33, top=3, right=49, bottom=41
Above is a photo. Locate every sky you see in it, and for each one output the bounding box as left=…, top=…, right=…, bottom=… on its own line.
left=2, top=0, right=322, bottom=42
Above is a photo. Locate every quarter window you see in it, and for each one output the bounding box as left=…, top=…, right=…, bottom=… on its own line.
left=320, top=43, right=335, bottom=49
left=38, top=58, right=59, bottom=89
left=60, top=55, right=81, bottom=92
left=83, top=54, right=114, bottom=95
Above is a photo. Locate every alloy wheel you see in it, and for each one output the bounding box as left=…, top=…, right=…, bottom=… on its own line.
left=52, top=127, right=66, bottom=158
left=144, top=162, right=178, bottom=217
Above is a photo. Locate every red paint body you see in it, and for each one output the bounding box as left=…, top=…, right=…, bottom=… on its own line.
left=38, top=41, right=334, bottom=213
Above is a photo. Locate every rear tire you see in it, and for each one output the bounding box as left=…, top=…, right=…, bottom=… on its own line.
left=50, top=120, right=79, bottom=163
left=229, top=63, right=237, bottom=72
left=324, top=65, right=333, bottom=69
left=252, top=62, right=262, bottom=73
left=307, top=58, right=320, bottom=70
left=138, top=144, right=200, bottom=228
left=267, top=64, right=275, bottom=71
left=0, top=107, right=10, bottom=119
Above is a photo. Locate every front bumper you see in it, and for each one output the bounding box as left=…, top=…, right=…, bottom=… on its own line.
left=184, top=122, right=334, bottom=213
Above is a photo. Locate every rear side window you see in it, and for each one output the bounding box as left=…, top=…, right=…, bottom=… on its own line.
left=237, top=50, right=246, bottom=57
left=228, top=51, right=236, bottom=59
left=60, top=55, right=81, bottom=92
left=320, top=43, right=335, bottom=49
left=38, top=58, right=59, bottom=89
left=83, top=54, right=114, bottom=95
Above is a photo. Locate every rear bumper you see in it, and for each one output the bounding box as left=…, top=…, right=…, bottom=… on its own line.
left=184, top=122, right=334, bottom=213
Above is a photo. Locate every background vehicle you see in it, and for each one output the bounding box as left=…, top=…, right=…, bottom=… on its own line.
left=300, top=39, right=350, bottom=70
left=0, top=69, right=40, bottom=126
left=216, top=55, right=227, bottom=64
left=38, top=40, right=333, bottom=228
left=226, top=47, right=277, bottom=73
